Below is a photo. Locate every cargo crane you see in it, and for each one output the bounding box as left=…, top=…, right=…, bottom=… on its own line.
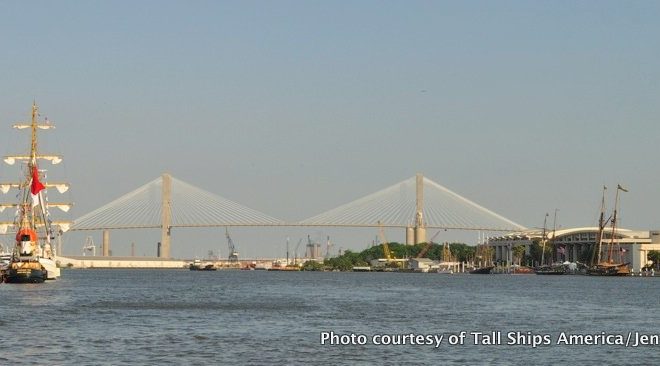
left=324, top=236, right=333, bottom=258
left=416, top=231, right=441, bottom=258
left=293, top=238, right=303, bottom=265
left=225, top=228, right=239, bottom=262
left=377, top=221, right=392, bottom=260
left=306, top=235, right=315, bottom=258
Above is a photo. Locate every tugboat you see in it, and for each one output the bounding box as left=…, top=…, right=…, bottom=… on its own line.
left=1, top=103, right=72, bottom=283
left=4, top=229, right=47, bottom=283
left=189, top=259, right=216, bottom=271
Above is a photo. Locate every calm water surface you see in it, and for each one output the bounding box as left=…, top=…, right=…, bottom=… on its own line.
left=1, top=270, right=658, bottom=365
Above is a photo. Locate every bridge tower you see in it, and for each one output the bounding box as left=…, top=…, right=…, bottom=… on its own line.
left=102, top=229, right=110, bottom=256
left=406, top=173, right=427, bottom=245
left=414, top=173, right=426, bottom=244
left=160, top=173, right=172, bottom=258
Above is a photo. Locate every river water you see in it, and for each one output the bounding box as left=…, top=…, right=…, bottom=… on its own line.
left=1, top=270, right=658, bottom=365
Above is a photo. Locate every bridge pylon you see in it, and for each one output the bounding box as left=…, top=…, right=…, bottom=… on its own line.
left=160, top=173, right=172, bottom=258
left=298, top=174, right=526, bottom=234
left=413, top=173, right=426, bottom=244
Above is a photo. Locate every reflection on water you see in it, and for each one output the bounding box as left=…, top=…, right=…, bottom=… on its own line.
left=1, top=270, right=658, bottom=365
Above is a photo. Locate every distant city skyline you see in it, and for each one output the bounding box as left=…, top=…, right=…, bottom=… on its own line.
left=1, top=1, right=658, bottom=257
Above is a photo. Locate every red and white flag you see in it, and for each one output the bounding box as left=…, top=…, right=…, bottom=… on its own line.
left=30, top=166, right=45, bottom=207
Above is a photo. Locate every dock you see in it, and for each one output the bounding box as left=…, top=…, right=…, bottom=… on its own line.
left=56, top=256, right=296, bottom=269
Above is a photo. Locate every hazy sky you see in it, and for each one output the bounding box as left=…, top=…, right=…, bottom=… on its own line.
left=1, top=1, right=658, bottom=258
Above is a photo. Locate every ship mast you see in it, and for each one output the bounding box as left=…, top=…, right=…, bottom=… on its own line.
left=16, top=102, right=56, bottom=252
left=29, top=102, right=39, bottom=230
left=592, top=186, right=607, bottom=266
left=540, top=213, right=548, bottom=266
left=607, top=185, right=627, bottom=263
left=30, top=102, right=38, bottom=167
left=31, top=103, right=55, bottom=249
left=16, top=102, right=40, bottom=233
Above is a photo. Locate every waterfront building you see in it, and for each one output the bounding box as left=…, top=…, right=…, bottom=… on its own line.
left=488, top=227, right=660, bottom=272
left=409, top=258, right=436, bottom=272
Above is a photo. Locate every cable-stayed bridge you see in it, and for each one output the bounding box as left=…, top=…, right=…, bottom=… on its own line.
left=71, top=173, right=526, bottom=258
left=72, top=175, right=285, bottom=230
left=298, top=175, right=524, bottom=231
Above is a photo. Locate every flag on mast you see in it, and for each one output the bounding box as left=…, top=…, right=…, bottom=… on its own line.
left=30, top=166, right=45, bottom=207
left=617, top=184, right=628, bottom=192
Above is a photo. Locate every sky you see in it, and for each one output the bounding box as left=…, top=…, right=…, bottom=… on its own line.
left=1, top=1, right=659, bottom=258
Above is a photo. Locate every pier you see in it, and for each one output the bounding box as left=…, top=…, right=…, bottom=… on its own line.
left=57, top=255, right=292, bottom=269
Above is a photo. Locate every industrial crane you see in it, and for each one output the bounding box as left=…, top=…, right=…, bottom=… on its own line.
left=225, top=228, right=239, bottom=262
left=306, top=235, right=315, bottom=259
left=378, top=221, right=392, bottom=260
left=416, top=230, right=441, bottom=258
left=324, top=236, right=333, bottom=258
left=293, top=238, right=303, bottom=265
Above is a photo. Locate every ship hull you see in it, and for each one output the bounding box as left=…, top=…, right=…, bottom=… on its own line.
left=469, top=266, right=493, bottom=274
left=189, top=264, right=216, bottom=271
left=534, top=265, right=566, bottom=275
left=534, top=269, right=565, bottom=275
left=3, top=267, right=46, bottom=283
left=586, top=263, right=630, bottom=276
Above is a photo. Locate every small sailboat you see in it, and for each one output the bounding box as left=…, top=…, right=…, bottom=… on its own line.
left=0, top=103, right=72, bottom=283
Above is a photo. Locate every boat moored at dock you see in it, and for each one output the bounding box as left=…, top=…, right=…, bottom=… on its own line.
left=189, top=259, right=216, bottom=271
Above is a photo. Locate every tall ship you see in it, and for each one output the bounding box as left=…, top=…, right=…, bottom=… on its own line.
left=0, top=103, right=72, bottom=283
left=586, top=185, right=630, bottom=276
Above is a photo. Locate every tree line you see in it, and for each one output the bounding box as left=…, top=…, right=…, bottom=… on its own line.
left=305, top=242, right=477, bottom=271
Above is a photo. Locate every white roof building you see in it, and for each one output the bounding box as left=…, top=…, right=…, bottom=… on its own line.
left=487, top=227, right=660, bottom=272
